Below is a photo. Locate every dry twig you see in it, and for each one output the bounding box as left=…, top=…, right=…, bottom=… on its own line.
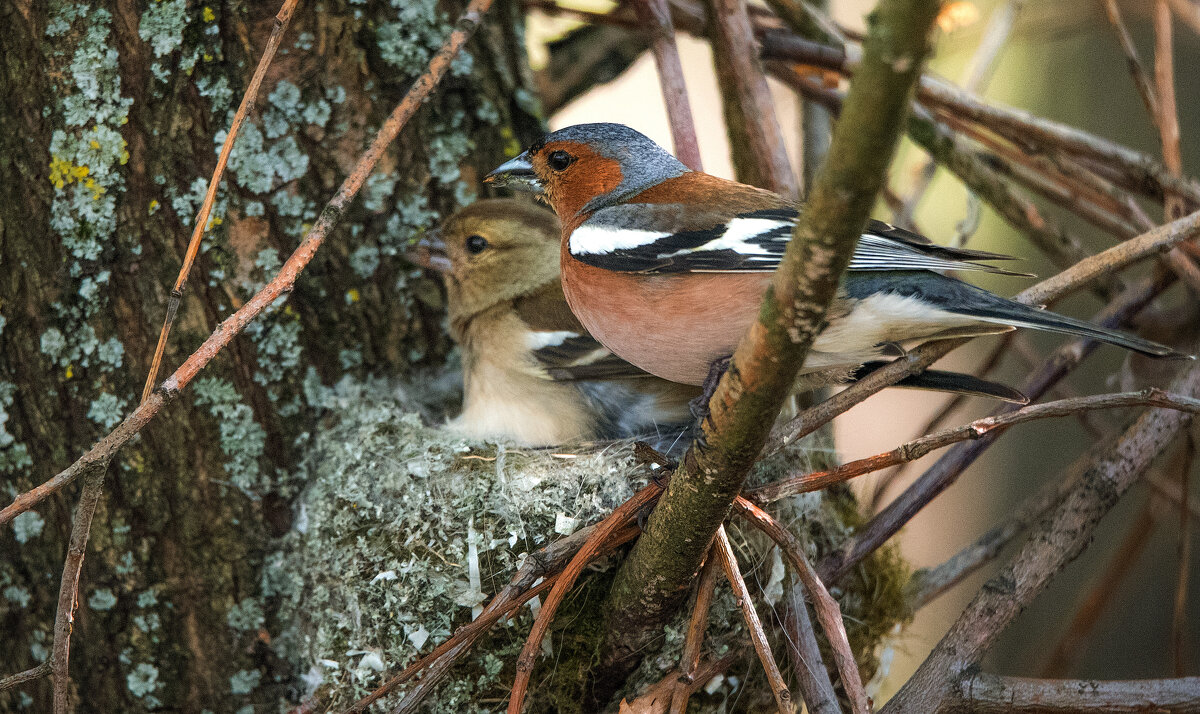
left=0, top=0, right=497, bottom=530
left=713, top=526, right=793, bottom=713
left=669, top=555, right=719, bottom=714
left=634, top=0, right=703, bottom=170
left=140, top=0, right=300, bottom=404
left=953, top=673, right=1200, bottom=713
left=735, top=498, right=870, bottom=714
left=752, top=389, right=1200, bottom=503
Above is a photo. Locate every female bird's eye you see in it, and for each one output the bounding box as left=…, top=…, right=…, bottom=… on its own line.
left=465, top=234, right=489, bottom=254
left=547, top=150, right=574, bottom=172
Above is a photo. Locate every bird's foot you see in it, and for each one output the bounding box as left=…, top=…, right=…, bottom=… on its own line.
left=689, top=356, right=732, bottom=424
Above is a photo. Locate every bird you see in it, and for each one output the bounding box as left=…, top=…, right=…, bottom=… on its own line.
left=485, top=122, right=1183, bottom=392
left=409, top=198, right=700, bottom=448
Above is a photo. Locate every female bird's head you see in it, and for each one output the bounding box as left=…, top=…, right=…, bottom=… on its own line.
left=486, top=123, right=689, bottom=221
left=410, top=199, right=561, bottom=336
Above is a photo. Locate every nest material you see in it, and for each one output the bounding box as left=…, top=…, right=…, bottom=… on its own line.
left=273, top=378, right=910, bottom=711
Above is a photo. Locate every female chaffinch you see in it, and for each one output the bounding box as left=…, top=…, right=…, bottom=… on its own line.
left=410, top=198, right=699, bottom=447
left=486, top=123, right=1180, bottom=388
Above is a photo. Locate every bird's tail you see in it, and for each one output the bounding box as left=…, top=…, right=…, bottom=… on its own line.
left=925, top=277, right=1190, bottom=359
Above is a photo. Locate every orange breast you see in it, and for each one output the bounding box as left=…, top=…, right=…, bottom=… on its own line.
left=560, top=245, right=770, bottom=385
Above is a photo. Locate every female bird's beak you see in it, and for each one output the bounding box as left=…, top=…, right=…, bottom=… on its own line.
left=484, top=153, right=543, bottom=193
left=408, top=229, right=453, bottom=274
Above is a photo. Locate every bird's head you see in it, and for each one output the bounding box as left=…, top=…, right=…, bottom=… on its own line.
left=409, top=198, right=562, bottom=337
left=485, top=123, right=689, bottom=220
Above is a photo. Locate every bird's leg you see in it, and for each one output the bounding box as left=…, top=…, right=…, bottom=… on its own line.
left=689, top=356, right=732, bottom=426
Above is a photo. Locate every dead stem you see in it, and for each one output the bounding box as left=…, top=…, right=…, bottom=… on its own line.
left=634, top=0, right=703, bottom=170
left=140, top=0, right=300, bottom=404
left=669, top=554, right=719, bottom=714
left=714, top=525, right=794, bottom=713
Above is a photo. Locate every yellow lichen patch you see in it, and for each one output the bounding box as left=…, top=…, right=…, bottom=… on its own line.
left=48, top=156, right=90, bottom=190
left=346, top=288, right=360, bottom=304
left=202, top=5, right=215, bottom=21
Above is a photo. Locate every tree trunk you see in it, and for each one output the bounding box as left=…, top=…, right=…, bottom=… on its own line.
left=0, top=0, right=539, bottom=709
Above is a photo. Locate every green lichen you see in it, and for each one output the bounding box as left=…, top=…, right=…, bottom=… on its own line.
left=270, top=379, right=905, bottom=711
left=192, top=377, right=268, bottom=495
left=89, top=588, right=119, bottom=611
left=11, top=511, right=44, bottom=544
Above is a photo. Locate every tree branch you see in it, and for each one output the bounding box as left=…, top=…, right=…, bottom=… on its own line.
left=591, top=0, right=942, bottom=696
left=881, top=361, right=1200, bottom=713
left=751, top=389, right=1200, bottom=503
left=708, top=0, right=798, bottom=196
left=0, top=0, right=496, bottom=529
left=951, top=673, right=1200, bottom=713
left=635, top=0, right=704, bottom=170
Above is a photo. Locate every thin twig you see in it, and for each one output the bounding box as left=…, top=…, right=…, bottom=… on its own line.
left=751, top=389, right=1200, bottom=503
left=1039, top=499, right=1158, bottom=677
left=669, top=554, right=719, bottom=714
left=713, top=525, right=793, bottom=714
left=781, top=579, right=842, bottom=714
left=634, top=0, right=703, bottom=170
left=1100, top=0, right=1160, bottom=122
left=735, top=498, right=870, bottom=714
left=0, top=662, right=51, bottom=692
left=51, top=463, right=108, bottom=713
left=507, top=484, right=661, bottom=713
left=0, top=0, right=496, bottom=529
left=140, top=0, right=300, bottom=404
left=708, top=0, right=797, bottom=196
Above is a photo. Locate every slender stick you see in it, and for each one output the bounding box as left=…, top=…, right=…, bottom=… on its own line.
left=0, top=662, right=51, bottom=692
left=634, top=0, right=703, bottom=170
left=51, top=464, right=108, bottom=713
left=507, top=484, right=661, bottom=713
left=669, top=554, right=720, bottom=714
left=0, top=0, right=496, bottom=529
left=713, top=525, right=793, bottom=714
left=140, top=0, right=300, bottom=404
left=735, top=498, right=870, bottom=714
left=781, top=580, right=842, bottom=714
left=708, top=0, right=798, bottom=196
left=1100, top=0, right=1160, bottom=122
left=751, top=389, right=1200, bottom=503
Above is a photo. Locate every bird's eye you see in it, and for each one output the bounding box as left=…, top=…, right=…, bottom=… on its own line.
left=465, top=234, right=489, bottom=254
left=547, top=150, right=575, bottom=172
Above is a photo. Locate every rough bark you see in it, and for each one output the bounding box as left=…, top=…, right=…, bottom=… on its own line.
left=0, top=1, right=539, bottom=709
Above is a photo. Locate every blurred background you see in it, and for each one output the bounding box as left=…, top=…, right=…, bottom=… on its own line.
left=528, top=0, right=1200, bottom=698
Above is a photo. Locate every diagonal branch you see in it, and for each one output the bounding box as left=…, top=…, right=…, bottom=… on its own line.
left=881, top=361, right=1200, bottom=713
left=713, top=526, right=793, bottom=713
left=0, top=0, right=495, bottom=529
left=140, top=0, right=300, bottom=404
left=591, top=0, right=942, bottom=698
left=751, top=389, right=1200, bottom=503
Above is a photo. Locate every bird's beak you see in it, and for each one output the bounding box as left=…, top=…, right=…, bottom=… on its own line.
left=408, top=229, right=453, bottom=274
left=484, top=152, right=543, bottom=193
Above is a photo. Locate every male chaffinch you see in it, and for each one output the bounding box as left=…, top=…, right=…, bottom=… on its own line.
left=410, top=198, right=700, bottom=447
left=486, top=123, right=1181, bottom=389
